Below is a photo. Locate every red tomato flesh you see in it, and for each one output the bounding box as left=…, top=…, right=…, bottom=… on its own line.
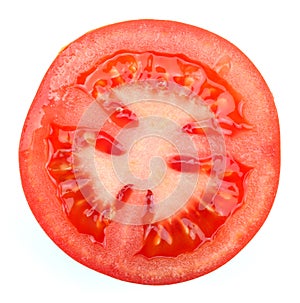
left=19, top=20, right=280, bottom=285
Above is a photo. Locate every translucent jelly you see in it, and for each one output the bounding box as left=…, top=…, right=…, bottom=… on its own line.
left=45, top=51, right=253, bottom=258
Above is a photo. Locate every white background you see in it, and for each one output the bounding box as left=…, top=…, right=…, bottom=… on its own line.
left=1, top=0, right=299, bottom=302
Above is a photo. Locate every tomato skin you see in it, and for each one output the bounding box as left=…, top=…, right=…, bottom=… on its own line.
left=19, top=20, right=280, bottom=285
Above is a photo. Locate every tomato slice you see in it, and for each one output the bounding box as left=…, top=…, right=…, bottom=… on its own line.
left=19, top=20, right=280, bottom=285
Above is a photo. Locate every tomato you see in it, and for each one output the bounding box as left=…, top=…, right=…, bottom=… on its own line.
left=19, top=20, right=280, bottom=285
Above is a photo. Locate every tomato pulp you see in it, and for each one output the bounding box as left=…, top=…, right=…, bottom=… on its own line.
left=19, top=20, right=280, bottom=284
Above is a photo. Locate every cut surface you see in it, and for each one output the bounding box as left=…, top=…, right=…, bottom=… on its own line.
left=19, top=20, right=280, bottom=285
